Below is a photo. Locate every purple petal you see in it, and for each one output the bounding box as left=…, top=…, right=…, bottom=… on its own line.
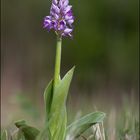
left=65, top=14, right=74, bottom=20
left=43, top=16, right=52, bottom=28
left=64, top=5, right=72, bottom=14
left=54, top=13, right=59, bottom=19
left=44, top=16, right=51, bottom=20
left=58, top=20, right=66, bottom=30
left=64, top=28, right=73, bottom=34
left=67, top=19, right=74, bottom=25
left=51, top=3, right=60, bottom=14
left=51, top=20, right=58, bottom=30
left=59, top=0, right=63, bottom=8
left=63, top=0, right=69, bottom=7
left=66, top=10, right=73, bottom=16
left=53, top=0, right=58, bottom=5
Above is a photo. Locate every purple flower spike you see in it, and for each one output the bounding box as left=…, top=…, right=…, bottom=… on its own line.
left=43, top=0, right=74, bottom=37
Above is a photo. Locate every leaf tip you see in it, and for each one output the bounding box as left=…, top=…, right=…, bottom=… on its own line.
left=14, top=120, right=26, bottom=128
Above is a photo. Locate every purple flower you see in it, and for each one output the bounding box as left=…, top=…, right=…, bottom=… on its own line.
left=43, top=0, right=74, bottom=37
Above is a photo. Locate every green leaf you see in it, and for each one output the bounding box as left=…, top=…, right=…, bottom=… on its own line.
left=49, top=66, right=75, bottom=140
left=1, top=130, right=8, bottom=140
left=44, top=80, right=54, bottom=122
left=44, top=80, right=54, bottom=139
left=67, top=112, right=106, bottom=138
left=43, top=66, right=75, bottom=140
left=51, top=107, right=67, bottom=140
left=15, top=120, right=40, bottom=140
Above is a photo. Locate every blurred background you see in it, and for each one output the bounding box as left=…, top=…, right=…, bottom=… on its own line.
left=1, top=0, right=139, bottom=136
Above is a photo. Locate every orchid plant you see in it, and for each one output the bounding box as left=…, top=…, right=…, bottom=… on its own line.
left=1, top=0, right=105, bottom=140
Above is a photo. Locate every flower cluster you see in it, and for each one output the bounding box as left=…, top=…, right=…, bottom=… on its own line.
left=43, top=0, right=74, bottom=37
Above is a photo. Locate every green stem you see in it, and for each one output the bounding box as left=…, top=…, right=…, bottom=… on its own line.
left=54, top=36, right=62, bottom=87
